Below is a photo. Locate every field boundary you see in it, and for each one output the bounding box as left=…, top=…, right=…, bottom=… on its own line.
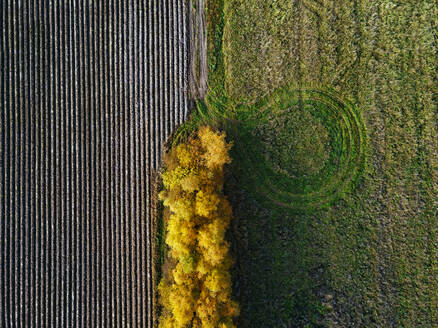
left=189, top=0, right=208, bottom=100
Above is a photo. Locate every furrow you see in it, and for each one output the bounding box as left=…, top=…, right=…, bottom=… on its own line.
left=158, top=0, right=164, bottom=165
left=101, top=0, right=111, bottom=325
left=89, top=1, right=98, bottom=326
left=28, top=0, right=38, bottom=326
left=179, top=0, right=185, bottom=123
left=135, top=0, right=145, bottom=326
left=177, top=0, right=183, bottom=126
left=154, top=0, right=160, bottom=170
left=73, top=1, right=82, bottom=326
left=110, top=2, right=120, bottom=327
left=48, top=1, right=56, bottom=325
left=107, top=0, right=118, bottom=325
left=95, top=0, right=105, bottom=325
left=0, top=0, right=6, bottom=325
left=79, top=0, right=88, bottom=325
left=182, top=0, right=189, bottom=120
left=116, top=0, right=124, bottom=324
left=4, top=0, right=11, bottom=314
left=120, top=0, right=127, bottom=324
left=58, top=2, right=67, bottom=326
left=34, top=0, right=44, bottom=326
left=14, top=0, right=22, bottom=325
left=139, top=1, right=147, bottom=324
left=126, top=0, right=134, bottom=325
left=173, top=0, right=179, bottom=128
left=65, top=1, right=75, bottom=326
left=163, top=0, right=170, bottom=140
left=42, top=1, right=51, bottom=325
left=148, top=1, right=155, bottom=324
left=55, top=1, right=63, bottom=325
left=145, top=1, right=153, bottom=326
left=131, top=0, right=140, bottom=325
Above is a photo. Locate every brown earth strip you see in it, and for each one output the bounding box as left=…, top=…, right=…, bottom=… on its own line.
left=189, top=0, right=208, bottom=100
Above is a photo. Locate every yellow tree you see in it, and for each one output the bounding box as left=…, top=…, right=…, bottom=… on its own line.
left=158, top=126, right=238, bottom=328
left=198, top=126, right=232, bottom=169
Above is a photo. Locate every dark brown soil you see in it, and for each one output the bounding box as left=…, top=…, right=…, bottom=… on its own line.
left=0, top=1, right=189, bottom=327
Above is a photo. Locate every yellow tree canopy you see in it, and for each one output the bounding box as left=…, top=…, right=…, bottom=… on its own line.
left=158, top=126, right=239, bottom=328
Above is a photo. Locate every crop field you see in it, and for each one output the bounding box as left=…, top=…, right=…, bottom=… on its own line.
left=0, top=1, right=189, bottom=327
left=194, top=0, right=438, bottom=326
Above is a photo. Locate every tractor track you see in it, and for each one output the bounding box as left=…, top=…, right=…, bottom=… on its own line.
left=0, top=0, right=189, bottom=327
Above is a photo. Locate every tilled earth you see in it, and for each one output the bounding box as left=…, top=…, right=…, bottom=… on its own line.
left=0, top=1, right=189, bottom=327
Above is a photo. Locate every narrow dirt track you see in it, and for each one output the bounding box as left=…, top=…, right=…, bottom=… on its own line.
left=189, top=0, right=208, bottom=99
left=0, top=1, right=189, bottom=327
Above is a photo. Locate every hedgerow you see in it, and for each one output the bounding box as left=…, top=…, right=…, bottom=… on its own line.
left=158, top=126, right=239, bottom=328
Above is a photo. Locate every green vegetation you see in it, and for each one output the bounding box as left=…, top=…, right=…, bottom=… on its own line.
left=170, top=0, right=437, bottom=326
left=229, top=88, right=367, bottom=210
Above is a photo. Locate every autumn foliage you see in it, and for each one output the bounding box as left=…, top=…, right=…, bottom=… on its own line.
left=158, top=126, right=239, bottom=328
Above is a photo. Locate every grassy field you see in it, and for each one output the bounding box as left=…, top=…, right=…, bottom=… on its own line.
left=175, top=0, right=438, bottom=327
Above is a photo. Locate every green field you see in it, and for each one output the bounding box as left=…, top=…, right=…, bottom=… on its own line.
left=179, top=0, right=438, bottom=326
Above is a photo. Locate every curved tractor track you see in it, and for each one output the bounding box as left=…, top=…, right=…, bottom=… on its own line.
left=231, top=88, right=366, bottom=211
left=0, top=0, right=189, bottom=327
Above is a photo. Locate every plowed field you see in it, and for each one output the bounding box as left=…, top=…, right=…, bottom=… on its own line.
left=0, top=1, right=189, bottom=326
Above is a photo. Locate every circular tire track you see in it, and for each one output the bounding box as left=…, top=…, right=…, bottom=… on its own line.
left=233, top=88, right=366, bottom=210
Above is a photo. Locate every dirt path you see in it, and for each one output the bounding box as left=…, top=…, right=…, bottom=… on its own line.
left=189, top=0, right=208, bottom=100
